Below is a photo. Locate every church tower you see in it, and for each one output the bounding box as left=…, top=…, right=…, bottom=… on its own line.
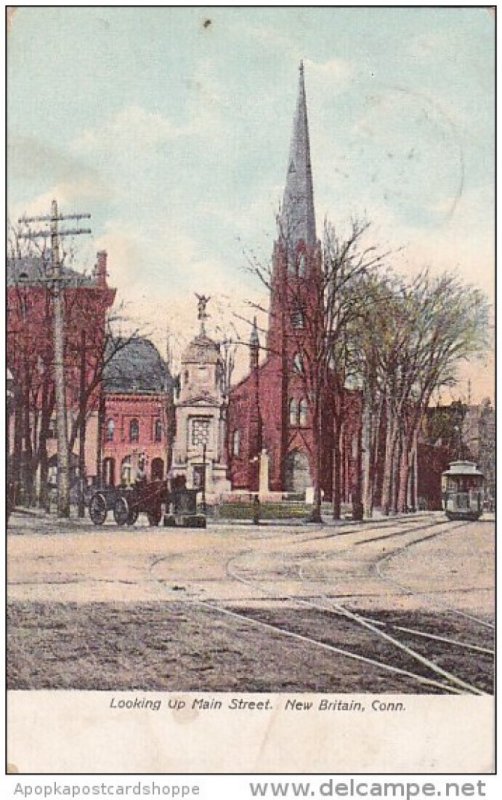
left=267, top=62, right=322, bottom=356
left=228, top=64, right=330, bottom=498
left=267, top=63, right=324, bottom=493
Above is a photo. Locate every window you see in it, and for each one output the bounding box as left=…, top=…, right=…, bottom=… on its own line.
left=191, top=417, right=210, bottom=447
left=232, top=429, right=240, bottom=456
left=129, top=418, right=139, bottom=443
left=154, top=419, right=162, bottom=442
left=298, top=253, right=307, bottom=276
left=293, top=353, right=303, bottom=373
left=299, top=399, right=308, bottom=427
left=289, top=398, right=298, bottom=427
left=291, top=307, right=305, bottom=329
left=106, top=419, right=115, bottom=442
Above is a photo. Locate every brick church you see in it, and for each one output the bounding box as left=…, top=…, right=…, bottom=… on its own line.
left=227, top=65, right=361, bottom=502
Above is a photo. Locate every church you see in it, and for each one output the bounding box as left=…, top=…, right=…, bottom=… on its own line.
left=227, top=65, right=361, bottom=503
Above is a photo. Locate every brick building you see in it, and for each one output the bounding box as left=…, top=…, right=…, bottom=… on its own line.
left=7, top=250, right=115, bottom=504
left=101, top=338, right=174, bottom=487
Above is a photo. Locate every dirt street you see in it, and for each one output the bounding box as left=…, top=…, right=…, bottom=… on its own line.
left=7, top=512, right=495, bottom=693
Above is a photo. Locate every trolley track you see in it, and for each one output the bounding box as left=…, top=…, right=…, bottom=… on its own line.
left=224, top=552, right=488, bottom=695
left=148, top=516, right=493, bottom=694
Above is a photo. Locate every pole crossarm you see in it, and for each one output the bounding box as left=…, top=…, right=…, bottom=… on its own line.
left=17, top=227, right=92, bottom=239
left=18, top=213, right=91, bottom=224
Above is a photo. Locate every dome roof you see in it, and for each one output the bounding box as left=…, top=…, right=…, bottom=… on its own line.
left=104, top=337, right=173, bottom=394
left=182, top=334, right=220, bottom=364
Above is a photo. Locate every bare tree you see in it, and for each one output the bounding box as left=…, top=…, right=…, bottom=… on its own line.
left=244, top=217, right=388, bottom=521
left=356, top=270, right=489, bottom=516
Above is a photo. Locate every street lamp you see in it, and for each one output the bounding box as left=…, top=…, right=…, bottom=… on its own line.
left=201, top=443, right=207, bottom=513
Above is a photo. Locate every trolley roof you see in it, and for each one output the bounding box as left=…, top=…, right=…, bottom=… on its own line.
left=442, top=460, right=484, bottom=478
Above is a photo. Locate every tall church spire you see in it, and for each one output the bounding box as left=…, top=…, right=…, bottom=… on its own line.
left=281, top=62, right=316, bottom=248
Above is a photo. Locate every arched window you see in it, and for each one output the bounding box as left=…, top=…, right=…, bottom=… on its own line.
left=232, top=429, right=240, bottom=456
left=291, top=306, right=305, bottom=329
left=154, top=419, right=162, bottom=442
left=293, top=353, right=303, bottom=373
left=289, top=398, right=298, bottom=427
left=129, top=418, right=139, bottom=443
left=299, top=399, right=308, bottom=427
left=298, top=253, right=307, bottom=276
left=106, top=419, right=115, bottom=442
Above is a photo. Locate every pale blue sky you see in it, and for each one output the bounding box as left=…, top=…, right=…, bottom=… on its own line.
left=7, top=6, right=494, bottom=393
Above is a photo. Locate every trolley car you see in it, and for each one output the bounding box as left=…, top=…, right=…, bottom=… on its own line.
left=441, top=461, right=484, bottom=521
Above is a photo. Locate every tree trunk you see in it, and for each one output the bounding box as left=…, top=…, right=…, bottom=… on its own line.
left=310, top=401, right=323, bottom=522
left=351, top=411, right=363, bottom=521
left=96, top=392, right=105, bottom=487
left=37, top=377, right=52, bottom=511
left=392, top=427, right=404, bottom=513
left=397, top=430, right=413, bottom=513
left=380, top=398, right=398, bottom=515
left=78, top=331, right=87, bottom=518
left=22, top=368, right=35, bottom=506
left=361, top=388, right=375, bottom=517
left=12, top=384, right=23, bottom=508
left=332, top=420, right=342, bottom=520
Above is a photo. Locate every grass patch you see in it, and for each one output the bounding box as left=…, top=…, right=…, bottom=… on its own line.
left=215, top=502, right=313, bottom=520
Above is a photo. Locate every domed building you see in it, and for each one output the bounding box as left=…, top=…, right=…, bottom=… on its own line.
left=171, top=297, right=231, bottom=497
left=101, top=337, right=174, bottom=487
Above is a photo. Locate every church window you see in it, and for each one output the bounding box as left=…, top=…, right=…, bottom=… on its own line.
left=154, top=419, right=162, bottom=442
left=293, top=353, right=303, bottom=373
left=106, top=419, right=115, bottom=442
left=299, top=399, right=308, bottom=427
left=232, top=429, right=240, bottom=456
left=289, top=398, right=298, bottom=426
left=291, top=307, right=305, bottom=329
left=184, top=370, right=189, bottom=384
left=129, top=418, right=139, bottom=443
left=298, top=253, right=307, bottom=276
left=191, top=417, right=210, bottom=447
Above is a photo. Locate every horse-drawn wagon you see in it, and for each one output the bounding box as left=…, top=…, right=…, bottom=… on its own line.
left=88, top=480, right=167, bottom=527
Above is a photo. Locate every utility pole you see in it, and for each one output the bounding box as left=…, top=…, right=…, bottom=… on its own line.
left=18, top=200, right=91, bottom=518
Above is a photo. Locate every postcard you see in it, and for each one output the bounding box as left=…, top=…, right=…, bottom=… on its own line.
left=5, top=5, right=495, bottom=777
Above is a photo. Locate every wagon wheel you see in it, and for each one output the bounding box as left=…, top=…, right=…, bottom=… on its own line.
left=89, top=492, right=107, bottom=525
left=147, top=507, right=162, bottom=527
left=128, top=508, right=139, bottom=525
left=113, top=496, right=130, bottom=526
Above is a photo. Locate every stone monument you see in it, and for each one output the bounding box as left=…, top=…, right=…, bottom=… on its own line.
left=170, top=296, right=231, bottom=499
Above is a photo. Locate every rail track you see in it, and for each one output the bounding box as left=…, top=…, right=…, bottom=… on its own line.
left=149, top=516, right=493, bottom=695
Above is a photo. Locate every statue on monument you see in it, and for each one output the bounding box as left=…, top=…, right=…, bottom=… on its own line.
left=195, top=294, right=211, bottom=332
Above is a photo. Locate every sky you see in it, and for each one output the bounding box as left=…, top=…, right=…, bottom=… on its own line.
left=7, top=6, right=495, bottom=400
